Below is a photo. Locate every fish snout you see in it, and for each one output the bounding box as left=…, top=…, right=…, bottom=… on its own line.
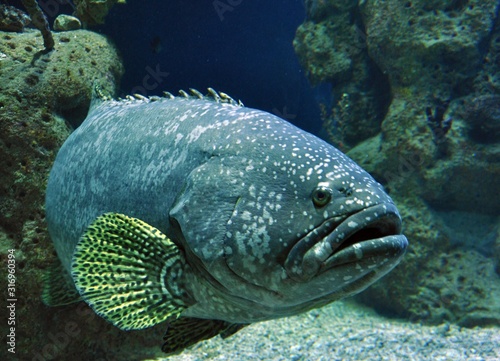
left=284, top=203, right=408, bottom=282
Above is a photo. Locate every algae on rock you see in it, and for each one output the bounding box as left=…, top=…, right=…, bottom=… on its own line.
left=73, top=0, right=125, bottom=26
left=294, top=0, right=391, bottom=146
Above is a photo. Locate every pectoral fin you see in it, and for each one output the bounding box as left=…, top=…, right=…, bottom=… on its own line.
left=71, top=212, right=193, bottom=330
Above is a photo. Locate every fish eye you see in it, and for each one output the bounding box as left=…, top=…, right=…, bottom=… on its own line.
left=311, top=186, right=332, bottom=208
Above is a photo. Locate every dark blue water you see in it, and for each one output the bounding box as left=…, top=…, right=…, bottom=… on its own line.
left=11, top=0, right=327, bottom=130
left=97, top=0, right=323, bottom=133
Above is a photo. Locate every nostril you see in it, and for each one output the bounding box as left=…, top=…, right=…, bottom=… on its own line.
left=338, top=187, right=353, bottom=196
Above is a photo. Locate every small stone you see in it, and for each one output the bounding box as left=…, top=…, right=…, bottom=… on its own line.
left=436, top=323, right=450, bottom=336
left=53, top=14, right=81, bottom=32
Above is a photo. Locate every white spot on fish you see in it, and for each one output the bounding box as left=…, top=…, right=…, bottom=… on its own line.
left=174, top=133, right=184, bottom=146
left=353, top=243, right=363, bottom=259
left=241, top=211, right=252, bottom=221
left=187, top=124, right=211, bottom=143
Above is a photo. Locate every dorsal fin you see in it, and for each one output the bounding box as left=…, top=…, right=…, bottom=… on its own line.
left=189, top=88, right=204, bottom=99
left=132, top=93, right=149, bottom=102
left=89, top=82, right=111, bottom=112
left=207, top=87, right=221, bottom=102
left=90, top=86, right=244, bottom=109
left=163, top=91, right=175, bottom=99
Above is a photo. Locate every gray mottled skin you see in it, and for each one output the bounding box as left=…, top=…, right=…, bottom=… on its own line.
left=46, top=95, right=407, bottom=323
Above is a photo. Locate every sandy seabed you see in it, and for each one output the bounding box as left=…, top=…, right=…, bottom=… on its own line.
left=152, top=300, right=499, bottom=361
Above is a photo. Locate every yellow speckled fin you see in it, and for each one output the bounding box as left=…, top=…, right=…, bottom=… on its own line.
left=42, top=260, right=82, bottom=306
left=162, top=317, right=248, bottom=355
left=71, top=212, right=192, bottom=330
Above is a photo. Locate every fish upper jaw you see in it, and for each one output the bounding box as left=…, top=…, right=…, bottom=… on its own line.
left=284, top=202, right=408, bottom=282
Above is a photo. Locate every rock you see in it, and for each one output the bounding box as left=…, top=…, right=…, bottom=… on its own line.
left=360, top=0, right=499, bottom=100
left=462, top=95, right=500, bottom=142
left=54, top=14, right=82, bottom=31
left=410, top=250, right=500, bottom=327
left=293, top=0, right=391, bottom=146
left=73, top=0, right=123, bottom=26
left=0, top=4, right=30, bottom=32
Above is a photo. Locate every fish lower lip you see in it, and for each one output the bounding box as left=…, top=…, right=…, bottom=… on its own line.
left=321, top=234, right=408, bottom=270
left=285, top=203, right=406, bottom=281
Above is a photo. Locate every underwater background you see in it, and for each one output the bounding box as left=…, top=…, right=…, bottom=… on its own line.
left=0, top=0, right=499, bottom=360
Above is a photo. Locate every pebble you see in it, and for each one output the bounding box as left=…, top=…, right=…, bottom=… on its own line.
left=54, top=14, right=81, bottom=31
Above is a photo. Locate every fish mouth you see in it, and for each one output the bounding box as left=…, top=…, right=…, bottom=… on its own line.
left=284, top=203, right=408, bottom=281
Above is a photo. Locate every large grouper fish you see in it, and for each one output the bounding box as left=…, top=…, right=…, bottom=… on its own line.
left=44, top=88, right=408, bottom=355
